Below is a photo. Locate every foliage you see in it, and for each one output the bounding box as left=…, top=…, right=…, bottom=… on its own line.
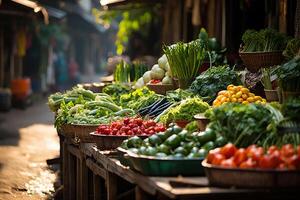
left=283, top=38, right=300, bottom=60
left=189, top=65, right=241, bottom=102
left=102, top=83, right=132, bottom=103
left=241, top=28, right=289, bottom=52
left=273, top=57, right=300, bottom=92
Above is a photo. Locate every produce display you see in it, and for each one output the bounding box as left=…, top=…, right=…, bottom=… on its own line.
left=121, top=123, right=226, bottom=159
left=189, top=66, right=241, bottom=102
left=273, top=57, right=300, bottom=93
left=205, top=103, right=282, bottom=148
left=102, top=83, right=132, bottom=103
left=206, top=143, right=300, bottom=170
left=95, top=117, right=165, bottom=136
left=114, top=61, right=148, bottom=83
left=283, top=38, right=300, bottom=60
left=241, top=28, right=288, bottom=52
left=135, top=54, right=173, bottom=89
left=158, top=97, right=210, bottom=125
left=212, top=84, right=266, bottom=107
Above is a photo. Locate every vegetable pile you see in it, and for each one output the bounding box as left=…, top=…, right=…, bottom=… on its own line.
left=95, top=117, right=165, bottom=136
left=114, top=61, right=148, bottom=83
left=158, top=97, right=210, bottom=125
left=205, top=103, right=282, bottom=148
left=207, top=143, right=300, bottom=170
left=283, top=38, right=300, bottom=60
left=189, top=66, right=241, bottom=102
left=212, top=85, right=266, bottom=107
left=241, top=28, right=288, bottom=52
left=121, top=123, right=226, bottom=159
left=273, top=57, right=300, bottom=93
left=102, top=83, right=132, bottom=104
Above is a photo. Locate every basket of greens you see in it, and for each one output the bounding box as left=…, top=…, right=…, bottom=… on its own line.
left=239, top=29, right=288, bottom=72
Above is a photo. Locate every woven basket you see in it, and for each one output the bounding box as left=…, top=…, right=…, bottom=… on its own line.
left=57, top=124, right=75, bottom=138
left=71, top=124, right=100, bottom=143
left=239, top=51, right=284, bottom=72
left=146, top=83, right=175, bottom=95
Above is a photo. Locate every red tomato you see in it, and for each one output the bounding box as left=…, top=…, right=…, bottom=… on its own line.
left=281, top=144, right=295, bottom=158
left=127, top=130, right=133, bottom=135
left=123, top=118, right=130, bottom=125
left=220, top=143, right=237, bottom=159
left=247, top=146, right=264, bottom=162
left=286, top=155, right=300, bottom=170
left=240, top=158, right=257, bottom=169
left=259, top=154, right=280, bottom=169
left=207, top=148, right=221, bottom=163
left=277, top=163, right=288, bottom=170
left=297, top=145, right=300, bottom=156
left=233, top=148, right=247, bottom=166
left=220, top=158, right=237, bottom=168
left=212, top=154, right=226, bottom=165
left=267, top=145, right=278, bottom=155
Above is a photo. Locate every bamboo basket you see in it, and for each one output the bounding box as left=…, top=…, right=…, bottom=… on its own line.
left=239, top=51, right=284, bottom=72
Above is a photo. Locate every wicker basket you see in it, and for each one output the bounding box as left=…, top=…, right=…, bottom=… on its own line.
left=57, top=124, right=75, bottom=138
left=146, top=83, right=175, bottom=95
left=71, top=124, right=100, bottom=143
left=239, top=51, right=284, bottom=72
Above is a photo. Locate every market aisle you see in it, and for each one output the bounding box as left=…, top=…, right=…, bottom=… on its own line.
left=0, top=99, right=59, bottom=199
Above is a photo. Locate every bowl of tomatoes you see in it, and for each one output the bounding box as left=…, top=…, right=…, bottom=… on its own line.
left=202, top=143, right=300, bottom=188
left=90, top=117, right=166, bottom=150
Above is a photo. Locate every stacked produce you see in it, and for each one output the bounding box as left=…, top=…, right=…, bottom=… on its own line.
left=114, top=61, right=148, bottom=83
left=189, top=65, right=241, bottom=102
left=102, top=83, right=132, bottom=104
left=206, top=143, right=300, bottom=170
left=205, top=103, right=282, bottom=148
left=95, top=117, right=165, bottom=136
left=212, top=84, right=266, bottom=107
left=135, top=54, right=173, bottom=88
left=158, top=97, right=210, bottom=125
left=121, top=123, right=226, bottom=159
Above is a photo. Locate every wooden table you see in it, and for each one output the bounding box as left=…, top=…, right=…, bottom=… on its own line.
left=78, top=143, right=299, bottom=200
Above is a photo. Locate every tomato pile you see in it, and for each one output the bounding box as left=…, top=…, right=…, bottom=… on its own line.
left=95, top=117, right=166, bottom=136
left=207, top=143, right=300, bottom=170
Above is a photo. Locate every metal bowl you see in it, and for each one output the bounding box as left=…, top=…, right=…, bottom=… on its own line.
left=194, top=114, right=210, bottom=131
left=202, top=159, right=300, bottom=188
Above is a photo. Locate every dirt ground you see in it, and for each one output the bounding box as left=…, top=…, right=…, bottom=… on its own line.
left=0, top=98, right=59, bottom=200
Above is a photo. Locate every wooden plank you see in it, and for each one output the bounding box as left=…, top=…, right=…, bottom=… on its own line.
left=81, top=157, right=89, bottom=200
left=135, top=186, right=154, bottom=200
left=63, top=141, right=70, bottom=200
left=106, top=171, right=118, bottom=200
left=76, top=158, right=81, bottom=200
left=68, top=144, right=82, bottom=159
left=68, top=153, right=76, bottom=200
left=93, top=174, right=106, bottom=200
left=86, top=158, right=107, bottom=179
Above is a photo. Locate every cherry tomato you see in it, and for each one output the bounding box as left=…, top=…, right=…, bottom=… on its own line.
left=207, top=148, right=221, bottom=163
left=233, top=148, right=247, bottom=166
left=247, top=146, right=264, bottom=162
left=240, top=158, right=257, bottom=169
left=286, top=155, right=300, bottom=170
left=267, top=145, right=278, bottom=155
left=259, top=154, right=280, bottom=169
left=220, top=143, right=237, bottom=158
left=212, top=154, right=225, bottom=165
left=281, top=144, right=295, bottom=158
left=123, top=118, right=130, bottom=125
left=220, top=158, right=237, bottom=168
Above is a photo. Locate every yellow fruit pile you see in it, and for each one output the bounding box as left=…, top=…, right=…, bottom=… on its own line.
left=213, top=85, right=266, bottom=107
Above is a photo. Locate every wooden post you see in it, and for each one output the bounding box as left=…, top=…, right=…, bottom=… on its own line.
left=279, top=0, right=287, bottom=33
left=68, top=150, right=76, bottom=200
left=0, top=29, right=4, bottom=88
left=93, top=174, right=105, bottom=200
left=76, top=158, right=81, bottom=200
left=63, top=141, right=70, bottom=200
left=80, top=156, right=89, bottom=200
left=295, top=0, right=300, bottom=38
left=135, top=186, right=153, bottom=200
left=106, top=171, right=118, bottom=200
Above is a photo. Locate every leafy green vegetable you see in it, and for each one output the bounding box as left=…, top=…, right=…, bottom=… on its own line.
left=273, top=57, right=300, bottom=92
left=283, top=38, right=300, bottom=60
left=205, top=103, right=282, bottom=148
left=241, top=28, right=288, bottom=52
left=120, top=86, right=156, bottom=109
left=163, top=39, right=206, bottom=79
left=281, top=98, right=300, bottom=121
left=102, top=83, right=132, bottom=103
left=166, top=89, right=196, bottom=102
left=159, top=97, right=210, bottom=124
left=189, top=65, right=241, bottom=102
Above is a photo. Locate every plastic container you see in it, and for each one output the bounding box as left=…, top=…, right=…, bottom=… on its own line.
left=10, top=78, right=31, bottom=98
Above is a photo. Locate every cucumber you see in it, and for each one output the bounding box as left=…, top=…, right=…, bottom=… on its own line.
left=85, top=101, right=121, bottom=112
left=114, top=109, right=135, bottom=116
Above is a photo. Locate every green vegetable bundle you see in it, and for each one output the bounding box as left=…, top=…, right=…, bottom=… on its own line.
left=189, top=65, right=241, bottom=102
left=102, top=83, right=132, bottom=104
left=273, top=57, right=300, bottom=92
left=163, top=39, right=206, bottom=80
left=114, top=61, right=148, bottom=83
left=205, top=103, right=282, bottom=148
left=159, top=97, right=210, bottom=124
left=120, top=87, right=156, bottom=109
left=241, top=28, right=288, bottom=52
left=283, top=38, right=300, bottom=60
